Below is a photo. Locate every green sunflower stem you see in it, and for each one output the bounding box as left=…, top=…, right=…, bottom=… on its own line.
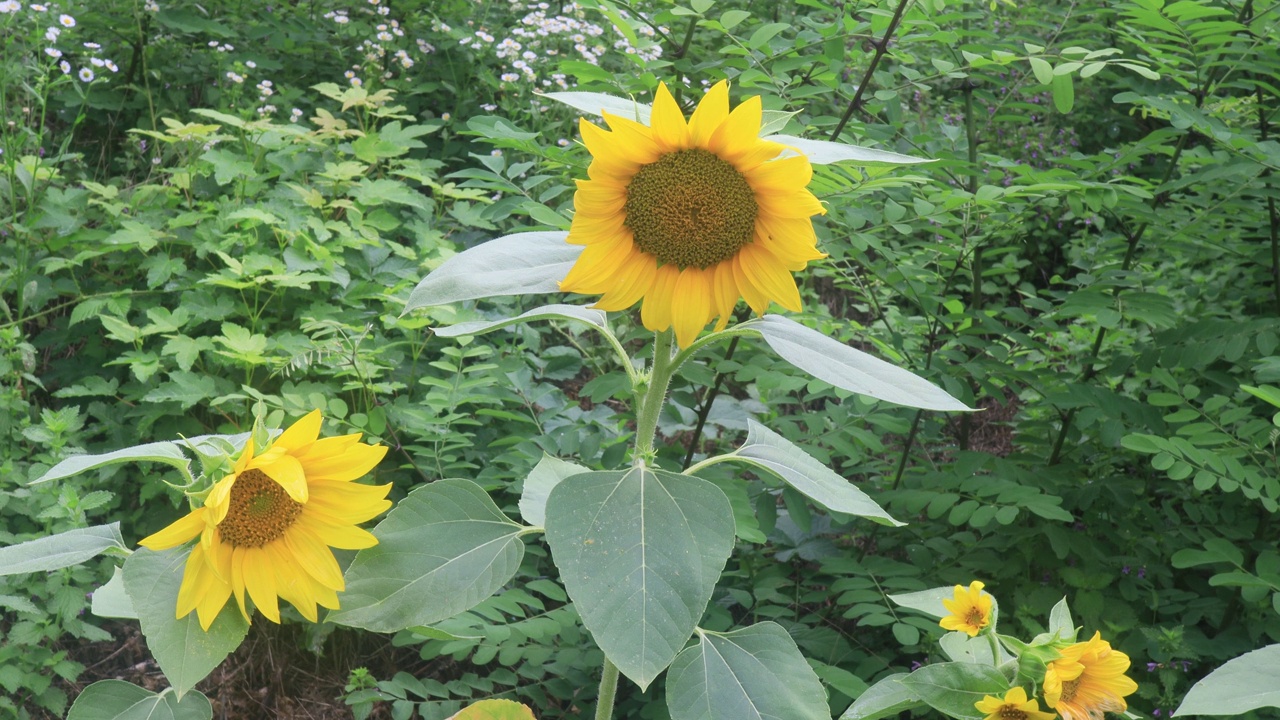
left=633, top=329, right=676, bottom=462
left=595, top=658, right=621, bottom=720
left=987, top=628, right=1002, bottom=665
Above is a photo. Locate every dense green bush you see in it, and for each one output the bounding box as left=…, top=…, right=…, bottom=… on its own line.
left=2, top=0, right=1279, bottom=718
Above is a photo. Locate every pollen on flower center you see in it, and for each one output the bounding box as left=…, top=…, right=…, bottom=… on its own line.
left=217, top=468, right=304, bottom=547
left=624, top=148, right=758, bottom=270
left=1059, top=679, right=1080, bottom=703
left=998, top=708, right=1028, bottom=720
left=965, top=608, right=986, bottom=627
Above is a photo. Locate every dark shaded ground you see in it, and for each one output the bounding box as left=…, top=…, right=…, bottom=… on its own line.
left=56, top=620, right=419, bottom=719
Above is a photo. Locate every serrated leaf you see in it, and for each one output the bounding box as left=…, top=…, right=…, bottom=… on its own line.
left=434, top=304, right=607, bottom=339
left=666, top=622, right=829, bottom=720
left=728, top=421, right=901, bottom=525
left=124, top=548, right=249, bottom=698
left=545, top=467, right=735, bottom=690
left=329, top=479, right=525, bottom=632
left=739, top=315, right=970, bottom=411
left=404, top=232, right=581, bottom=311
left=0, top=523, right=127, bottom=576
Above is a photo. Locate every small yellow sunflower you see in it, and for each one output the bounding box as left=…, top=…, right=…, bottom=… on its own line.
left=974, top=687, right=1056, bottom=720
left=1043, top=631, right=1139, bottom=720
left=559, top=80, right=827, bottom=348
left=139, top=410, right=391, bottom=630
left=939, top=580, right=994, bottom=636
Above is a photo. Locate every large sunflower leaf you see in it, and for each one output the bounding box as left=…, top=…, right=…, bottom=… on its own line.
left=123, top=548, right=250, bottom=699
left=766, top=135, right=934, bottom=166
left=404, top=232, right=580, bottom=311
left=539, top=91, right=652, bottom=124
left=91, top=566, right=138, bottom=619
left=545, top=467, right=735, bottom=690
left=740, top=315, right=971, bottom=411
left=67, top=680, right=212, bottom=720
left=0, top=523, right=128, bottom=577
left=665, top=622, right=829, bottom=720
left=329, top=478, right=525, bottom=633
left=898, top=663, right=1008, bottom=720
left=31, top=441, right=192, bottom=485
left=434, top=304, right=606, bottom=339
left=518, top=454, right=591, bottom=528
left=728, top=421, right=902, bottom=526
left=1174, top=644, right=1280, bottom=716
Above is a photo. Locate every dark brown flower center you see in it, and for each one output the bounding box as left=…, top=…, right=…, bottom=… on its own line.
left=216, top=468, right=303, bottom=547
left=998, top=706, right=1027, bottom=720
left=1060, top=678, right=1081, bottom=704
left=624, top=148, right=758, bottom=270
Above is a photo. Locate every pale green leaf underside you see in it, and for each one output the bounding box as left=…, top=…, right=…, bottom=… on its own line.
left=329, top=478, right=525, bottom=632
left=123, top=548, right=249, bottom=699
left=32, top=441, right=191, bottom=485
left=92, top=566, right=139, bottom=620
left=839, top=673, right=922, bottom=720
left=734, top=421, right=902, bottom=526
left=741, top=315, right=971, bottom=411
left=518, top=454, right=591, bottom=528
left=67, top=680, right=212, bottom=720
left=404, top=231, right=580, bottom=311
left=899, top=662, right=1009, bottom=720
left=0, top=523, right=127, bottom=577
left=1174, top=644, right=1280, bottom=716
left=434, top=304, right=606, bottom=339
left=541, top=90, right=652, bottom=124
left=666, top=622, right=829, bottom=720
left=545, top=467, right=735, bottom=690
left=765, top=135, right=934, bottom=165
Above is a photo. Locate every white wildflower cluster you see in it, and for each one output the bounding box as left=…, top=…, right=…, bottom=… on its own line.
left=326, top=4, right=430, bottom=86
left=225, top=71, right=244, bottom=83
left=474, top=1, right=664, bottom=89
left=207, top=40, right=234, bottom=52
left=38, top=17, right=119, bottom=83
left=144, top=0, right=159, bottom=11
left=323, top=9, right=350, bottom=24
left=0, top=0, right=21, bottom=13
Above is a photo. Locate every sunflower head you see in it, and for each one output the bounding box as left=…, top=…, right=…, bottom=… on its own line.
left=559, top=80, right=827, bottom=347
left=1042, top=631, right=1139, bottom=720
left=139, top=410, right=391, bottom=630
left=974, top=687, right=1056, bottom=720
left=939, top=580, right=994, bottom=637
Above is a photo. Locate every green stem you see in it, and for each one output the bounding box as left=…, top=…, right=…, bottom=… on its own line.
left=633, top=329, right=675, bottom=461
left=595, top=658, right=621, bottom=720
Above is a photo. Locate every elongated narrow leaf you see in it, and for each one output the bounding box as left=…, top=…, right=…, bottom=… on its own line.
left=765, top=135, right=933, bottom=166
left=329, top=479, right=525, bottom=632
left=32, top=441, right=191, bottom=485
left=123, top=548, right=249, bottom=698
left=545, top=467, right=735, bottom=690
left=434, top=304, right=606, bottom=339
left=67, top=681, right=212, bottom=720
left=404, top=232, right=579, bottom=311
left=732, top=421, right=901, bottom=526
left=741, top=315, right=970, bottom=411
left=1174, top=644, right=1280, bottom=716
left=666, top=622, right=829, bottom=720
left=519, top=455, right=590, bottom=527
left=540, top=91, right=652, bottom=124
left=92, top=566, right=138, bottom=620
left=899, top=663, right=1009, bottom=720
left=840, top=673, right=923, bottom=720
left=0, top=523, right=127, bottom=576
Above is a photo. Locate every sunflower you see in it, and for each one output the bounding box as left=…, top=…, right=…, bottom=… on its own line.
left=974, top=687, right=1056, bottom=720
left=1043, top=631, right=1139, bottom=720
left=559, top=80, right=827, bottom=348
left=139, top=410, right=390, bottom=630
left=939, top=580, right=994, bottom=637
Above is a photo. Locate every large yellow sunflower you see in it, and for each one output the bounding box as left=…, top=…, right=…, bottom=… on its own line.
left=559, top=80, right=827, bottom=348
left=1042, top=631, right=1139, bottom=720
left=139, top=410, right=390, bottom=630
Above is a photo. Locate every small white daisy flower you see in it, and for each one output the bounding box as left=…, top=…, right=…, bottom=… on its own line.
left=83, top=41, right=99, bottom=49
left=78, top=67, right=94, bottom=82
left=44, top=47, right=62, bottom=58
left=58, top=13, right=74, bottom=27
left=58, top=60, right=71, bottom=73
left=104, top=60, right=118, bottom=72
left=90, top=57, right=104, bottom=67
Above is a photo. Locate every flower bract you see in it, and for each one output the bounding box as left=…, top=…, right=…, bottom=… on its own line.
left=139, top=410, right=391, bottom=630
left=1043, top=631, right=1139, bottom=720
left=975, top=687, right=1056, bottom=720
left=939, top=580, right=993, bottom=636
left=559, top=80, right=827, bottom=347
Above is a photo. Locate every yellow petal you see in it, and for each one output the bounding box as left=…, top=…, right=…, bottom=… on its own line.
left=671, top=268, right=712, bottom=348
left=138, top=508, right=206, bottom=550
left=732, top=255, right=770, bottom=315
left=650, top=82, right=689, bottom=152
left=269, top=543, right=318, bottom=622
left=307, top=479, right=393, bottom=523
left=175, top=543, right=214, bottom=619
left=747, top=155, right=813, bottom=192
left=711, top=262, right=740, bottom=331
left=709, top=94, right=762, bottom=161
left=242, top=546, right=280, bottom=624
left=230, top=546, right=249, bottom=620
left=283, top=526, right=345, bottom=591
left=689, top=80, right=729, bottom=147
left=594, top=252, right=658, bottom=311
left=303, top=443, right=388, bottom=483
left=274, top=408, right=322, bottom=452
left=297, top=516, right=379, bottom=549
left=258, top=454, right=308, bottom=503
left=204, top=474, right=237, bottom=525
left=598, top=112, right=662, bottom=164
left=757, top=189, right=826, bottom=218
left=561, top=234, right=639, bottom=294
left=195, top=577, right=233, bottom=631
left=640, top=264, right=680, bottom=332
